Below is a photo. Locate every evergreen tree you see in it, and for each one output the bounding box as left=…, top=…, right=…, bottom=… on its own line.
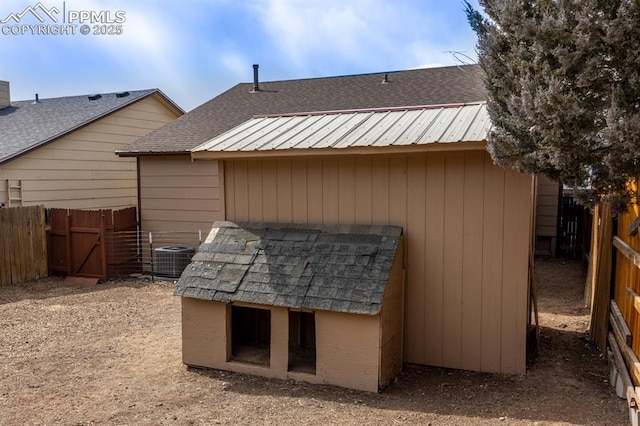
left=466, top=0, right=639, bottom=211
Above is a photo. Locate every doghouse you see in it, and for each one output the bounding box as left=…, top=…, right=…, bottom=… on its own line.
left=175, top=221, right=404, bottom=392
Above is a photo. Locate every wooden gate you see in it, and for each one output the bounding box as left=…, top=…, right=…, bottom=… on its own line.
left=47, top=207, right=139, bottom=281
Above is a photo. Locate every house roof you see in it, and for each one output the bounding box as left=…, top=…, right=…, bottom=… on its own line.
left=174, top=221, right=402, bottom=316
left=191, top=102, right=489, bottom=159
left=118, top=64, right=486, bottom=156
left=0, top=89, right=182, bottom=165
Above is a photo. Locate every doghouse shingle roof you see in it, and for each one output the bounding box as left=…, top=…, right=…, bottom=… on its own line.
left=174, top=221, right=402, bottom=315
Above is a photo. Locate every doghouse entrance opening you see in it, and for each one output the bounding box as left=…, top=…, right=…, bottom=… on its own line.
left=288, top=311, right=316, bottom=374
left=231, top=306, right=271, bottom=366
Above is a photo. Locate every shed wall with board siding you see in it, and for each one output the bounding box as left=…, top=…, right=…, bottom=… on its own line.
left=221, top=150, right=533, bottom=373
left=0, top=94, right=180, bottom=209
left=138, top=155, right=224, bottom=232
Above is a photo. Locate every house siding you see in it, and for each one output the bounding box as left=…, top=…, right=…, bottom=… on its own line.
left=223, top=151, right=533, bottom=374
left=139, top=155, right=223, bottom=232
left=0, top=94, right=180, bottom=209
left=535, top=175, right=560, bottom=256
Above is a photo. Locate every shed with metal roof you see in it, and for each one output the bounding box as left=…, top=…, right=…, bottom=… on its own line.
left=175, top=98, right=534, bottom=387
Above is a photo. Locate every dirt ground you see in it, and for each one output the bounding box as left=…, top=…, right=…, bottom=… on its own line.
left=0, top=257, right=629, bottom=425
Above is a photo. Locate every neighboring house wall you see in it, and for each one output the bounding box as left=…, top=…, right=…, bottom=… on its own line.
left=0, top=94, right=180, bottom=209
left=222, top=150, right=533, bottom=374
left=139, top=155, right=223, bottom=232
left=535, top=175, right=561, bottom=256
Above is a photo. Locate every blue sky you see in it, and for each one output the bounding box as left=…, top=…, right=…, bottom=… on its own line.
left=0, top=1, right=481, bottom=111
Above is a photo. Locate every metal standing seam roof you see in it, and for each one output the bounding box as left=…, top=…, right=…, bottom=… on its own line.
left=192, top=102, right=490, bottom=155
left=175, top=221, right=403, bottom=316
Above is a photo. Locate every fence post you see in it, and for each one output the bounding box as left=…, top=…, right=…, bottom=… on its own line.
left=65, top=211, right=72, bottom=275
left=149, top=231, right=154, bottom=283
left=100, top=212, right=108, bottom=282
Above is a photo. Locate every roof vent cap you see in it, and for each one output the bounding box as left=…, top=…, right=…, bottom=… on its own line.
left=116, top=91, right=130, bottom=98
left=252, top=64, right=260, bottom=93
left=88, top=94, right=102, bottom=101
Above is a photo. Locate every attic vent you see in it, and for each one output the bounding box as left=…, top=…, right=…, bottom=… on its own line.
left=88, top=94, right=102, bottom=101
left=116, top=91, right=130, bottom=98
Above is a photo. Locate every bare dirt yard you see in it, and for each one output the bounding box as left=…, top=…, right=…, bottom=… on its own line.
left=0, top=257, right=628, bottom=425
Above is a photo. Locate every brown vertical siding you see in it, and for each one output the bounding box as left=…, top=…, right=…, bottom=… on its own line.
left=460, top=153, right=485, bottom=371
left=501, top=171, right=531, bottom=372
left=443, top=155, right=465, bottom=368
left=354, top=158, right=373, bottom=224
left=223, top=150, right=532, bottom=373
left=423, top=154, right=446, bottom=366
left=480, top=159, right=506, bottom=372
left=139, top=156, right=222, bottom=232
left=306, top=159, right=323, bottom=223
left=406, top=155, right=426, bottom=362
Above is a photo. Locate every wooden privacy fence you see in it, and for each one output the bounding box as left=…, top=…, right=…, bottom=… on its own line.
left=0, top=205, right=47, bottom=286
left=588, top=181, right=640, bottom=418
left=47, top=207, right=140, bottom=281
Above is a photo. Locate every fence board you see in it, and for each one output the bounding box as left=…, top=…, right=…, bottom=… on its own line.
left=0, top=206, right=47, bottom=286
left=47, top=207, right=140, bottom=281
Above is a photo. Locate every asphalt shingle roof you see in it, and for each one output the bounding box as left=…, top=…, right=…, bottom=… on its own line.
left=174, top=221, right=403, bottom=316
left=0, top=89, right=160, bottom=164
left=120, top=64, right=486, bottom=155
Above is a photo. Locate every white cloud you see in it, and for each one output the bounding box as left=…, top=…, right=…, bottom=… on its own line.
left=254, top=0, right=393, bottom=67
left=252, top=0, right=476, bottom=74
left=219, top=52, right=251, bottom=79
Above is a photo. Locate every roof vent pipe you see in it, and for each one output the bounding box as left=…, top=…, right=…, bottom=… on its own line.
left=0, top=81, right=10, bottom=108
left=32, top=93, right=41, bottom=104
left=252, top=64, right=260, bottom=92
left=382, top=73, right=389, bottom=84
